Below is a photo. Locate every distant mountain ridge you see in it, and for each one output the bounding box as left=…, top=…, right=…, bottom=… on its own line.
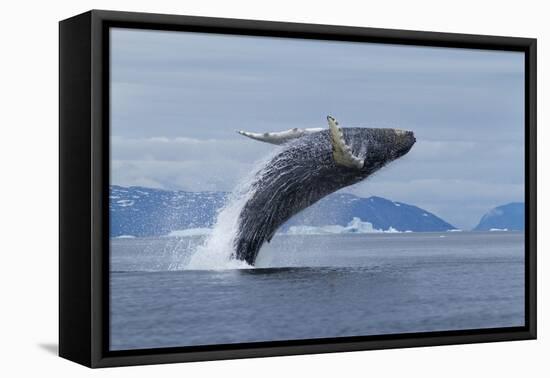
left=109, top=185, right=456, bottom=237
left=474, top=202, right=525, bottom=231
left=282, top=193, right=456, bottom=233
left=110, top=186, right=226, bottom=237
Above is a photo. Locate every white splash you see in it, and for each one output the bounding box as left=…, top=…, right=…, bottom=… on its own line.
left=184, top=147, right=283, bottom=270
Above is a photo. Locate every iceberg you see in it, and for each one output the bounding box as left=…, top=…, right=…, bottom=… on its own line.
left=286, top=217, right=402, bottom=235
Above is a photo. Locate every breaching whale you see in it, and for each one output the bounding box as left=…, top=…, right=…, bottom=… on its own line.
left=234, top=116, right=415, bottom=265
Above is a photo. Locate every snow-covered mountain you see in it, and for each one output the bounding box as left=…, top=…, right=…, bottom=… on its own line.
left=473, top=202, right=525, bottom=231
left=110, top=186, right=226, bottom=237
left=281, top=193, right=456, bottom=233
left=109, top=186, right=456, bottom=237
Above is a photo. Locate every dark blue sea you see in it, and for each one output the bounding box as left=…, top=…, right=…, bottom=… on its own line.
left=110, top=231, right=524, bottom=350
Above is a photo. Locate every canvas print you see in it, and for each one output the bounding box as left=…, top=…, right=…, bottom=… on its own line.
left=109, top=28, right=525, bottom=351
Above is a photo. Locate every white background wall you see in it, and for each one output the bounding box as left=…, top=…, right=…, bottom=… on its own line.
left=0, top=0, right=546, bottom=376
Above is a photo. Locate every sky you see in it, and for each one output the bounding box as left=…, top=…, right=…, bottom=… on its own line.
left=110, top=28, right=525, bottom=230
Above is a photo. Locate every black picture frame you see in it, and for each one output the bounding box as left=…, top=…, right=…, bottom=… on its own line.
left=59, top=9, right=537, bottom=368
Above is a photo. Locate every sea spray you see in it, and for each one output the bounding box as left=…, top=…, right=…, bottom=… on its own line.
left=185, top=146, right=283, bottom=270
left=185, top=189, right=253, bottom=270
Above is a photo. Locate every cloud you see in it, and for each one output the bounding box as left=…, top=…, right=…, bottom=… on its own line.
left=111, top=135, right=271, bottom=162
left=111, top=136, right=275, bottom=192
left=112, top=159, right=249, bottom=192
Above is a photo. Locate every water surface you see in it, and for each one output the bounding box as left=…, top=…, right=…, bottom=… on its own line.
left=110, top=232, right=524, bottom=350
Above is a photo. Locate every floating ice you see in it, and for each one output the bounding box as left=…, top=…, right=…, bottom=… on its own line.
left=286, top=217, right=402, bottom=235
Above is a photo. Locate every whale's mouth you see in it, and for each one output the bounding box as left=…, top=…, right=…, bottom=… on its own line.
left=394, top=130, right=416, bottom=158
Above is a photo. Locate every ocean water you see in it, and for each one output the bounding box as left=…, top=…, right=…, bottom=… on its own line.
left=110, top=232, right=524, bottom=351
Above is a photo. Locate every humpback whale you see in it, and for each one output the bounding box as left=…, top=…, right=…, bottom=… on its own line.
left=233, top=116, right=415, bottom=265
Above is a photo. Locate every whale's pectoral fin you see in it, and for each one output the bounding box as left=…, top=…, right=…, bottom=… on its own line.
left=327, top=116, right=364, bottom=169
left=237, top=127, right=323, bottom=145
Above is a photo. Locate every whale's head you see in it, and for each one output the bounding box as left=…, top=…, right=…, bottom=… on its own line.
left=356, top=127, right=416, bottom=174
left=326, top=116, right=415, bottom=174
